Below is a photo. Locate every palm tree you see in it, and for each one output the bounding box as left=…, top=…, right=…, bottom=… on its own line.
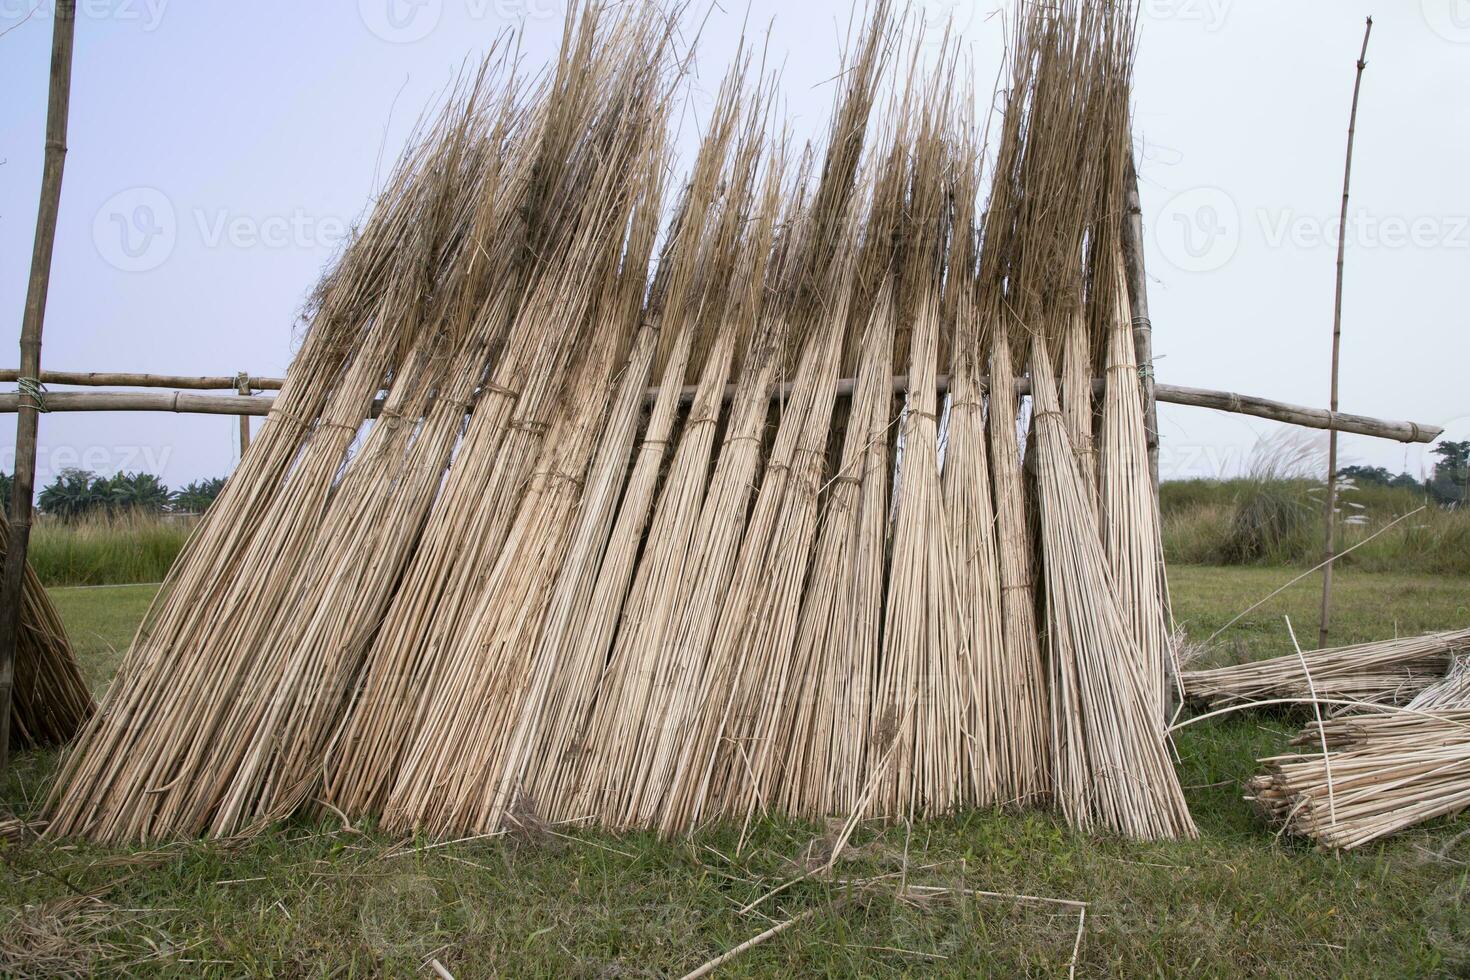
left=101, top=472, right=171, bottom=513
left=38, top=468, right=102, bottom=520
left=171, top=477, right=226, bottom=514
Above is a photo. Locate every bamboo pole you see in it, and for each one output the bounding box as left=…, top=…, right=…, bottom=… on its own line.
left=0, top=369, right=284, bottom=390
left=0, top=378, right=1441, bottom=444
left=0, top=0, right=76, bottom=773
left=235, top=373, right=251, bottom=457
left=1119, top=154, right=1159, bottom=493
left=1320, top=17, right=1373, bottom=650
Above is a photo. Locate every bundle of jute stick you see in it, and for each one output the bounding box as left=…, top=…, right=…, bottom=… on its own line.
left=1404, top=655, right=1470, bottom=711
left=1245, top=651, right=1470, bottom=849
left=1, top=513, right=92, bottom=748
left=1247, top=708, right=1470, bottom=849
left=1182, top=629, right=1470, bottom=711
left=44, top=0, right=1196, bottom=844
left=1247, top=712, right=1470, bottom=849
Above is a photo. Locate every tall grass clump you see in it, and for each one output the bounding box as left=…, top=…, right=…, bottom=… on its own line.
left=1161, top=436, right=1469, bottom=576
left=29, top=514, right=195, bottom=587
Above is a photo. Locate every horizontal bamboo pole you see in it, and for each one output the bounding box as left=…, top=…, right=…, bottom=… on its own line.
left=0, top=377, right=1443, bottom=444
left=1153, top=383, right=1440, bottom=445
left=0, top=369, right=283, bottom=391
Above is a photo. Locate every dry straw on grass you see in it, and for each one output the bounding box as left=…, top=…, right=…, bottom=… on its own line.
left=1248, top=708, right=1470, bottom=849
left=872, top=70, right=975, bottom=820
left=1245, top=634, right=1470, bottom=848
left=1181, top=629, right=1470, bottom=710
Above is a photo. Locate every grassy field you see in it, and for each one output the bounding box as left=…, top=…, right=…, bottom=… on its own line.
left=1162, top=479, right=1470, bottom=577
left=28, top=516, right=194, bottom=587
left=3, top=567, right=1469, bottom=976
left=22, top=482, right=1468, bottom=590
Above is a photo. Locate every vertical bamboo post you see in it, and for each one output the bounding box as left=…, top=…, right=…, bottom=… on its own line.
left=0, top=0, right=78, bottom=772
left=1121, top=146, right=1173, bottom=721
left=1120, top=154, right=1159, bottom=497
left=236, top=372, right=252, bottom=457
left=1320, top=18, right=1373, bottom=650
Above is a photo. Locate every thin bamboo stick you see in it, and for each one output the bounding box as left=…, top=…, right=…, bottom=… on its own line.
left=1, top=0, right=76, bottom=772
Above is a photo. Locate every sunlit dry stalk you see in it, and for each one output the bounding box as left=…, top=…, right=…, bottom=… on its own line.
left=872, top=85, right=975, bottom=819
left=771, top=279, right=896, bottom=817
left=660, top=16, right=889, bottom=831
left=1014, top=0, right=1194, bottom=840
left=942, top=277, right=1008, bottom=806
left=760, top=107, right=909, bottom=823
left=45, top=90, right=479, bottom=840
left=666, top=227, right=859, bottom=833
left=382, top=152, right=666, bottom=835
left=1099, top=251, right=1172, bottom=722
left=482, top=74, right=751, bottom=823
left=1060, top=301, right=1098, bottom=507
left=612, top=140, right=803, bottom=834
left=975, top=22, right=1050, bottom=805
left=632, top=153, right=820, bottom=836
left=574, top=118, right=779, bottom=831
left=246, top=115, right=535, bottom=827
left=508, top=322, right=693, bottom=821
left=325, top=4, right=673, bottom=817
left=1030, top=344, right=1194, bottom=839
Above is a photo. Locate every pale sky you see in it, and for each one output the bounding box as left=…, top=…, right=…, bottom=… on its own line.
left=2, top=0, right=1466, bottom=491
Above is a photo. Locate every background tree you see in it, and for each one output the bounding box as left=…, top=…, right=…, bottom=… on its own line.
left=1429, top=440, right=1470, bottom=507
left=0, top=472, right=10, bottom=513
left=38, top=468, right=101, bottom=520
left=1337, top=465, right=1425, bottom=494
left=171, top=477, right=226, bottom=514
left=37, top=469, right=172, bottom=520
left=96, top=472, right=171, bottom=514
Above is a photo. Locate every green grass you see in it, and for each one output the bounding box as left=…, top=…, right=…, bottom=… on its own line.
left=27, top=515, right=194, bottom=587
left=21, top=480, right=1465, bottom=589
left=1171, top=564, right=1470, bottom=670
left=1161, top=479, right=1470, bottom=577
left=3, top=569, right=1470, bottom=976
left=43, top=584, right=157, bottom=693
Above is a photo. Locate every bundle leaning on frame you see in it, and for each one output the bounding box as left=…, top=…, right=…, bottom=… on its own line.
left=1181, top=629, right=1470, bottom=711
left=42, top=0, right=1202, bottom=844
left=0, top=512, right=92, bottom=748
